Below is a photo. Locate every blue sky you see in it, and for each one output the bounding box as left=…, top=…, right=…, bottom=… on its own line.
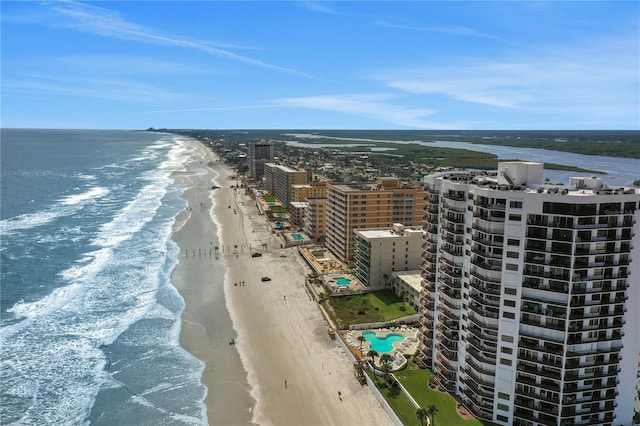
left=2, top=1, right=639, bottom=130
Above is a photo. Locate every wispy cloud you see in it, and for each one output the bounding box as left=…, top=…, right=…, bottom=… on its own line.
left=272, top=93, right=456, bottom=128
left=48, top=55, right=216, bottom=76
left=374, top=34, right=639, bottom=119
left=41, top=0, right=314, bottom=78
left=376, top=21, right=502, bottom=41
left=296, top=1, right=343, bottom=15
left=3, top=73, right=184, bottom=104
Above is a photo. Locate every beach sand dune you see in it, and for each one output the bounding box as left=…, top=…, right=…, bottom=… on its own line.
left=174, top=143, right=392, bottom=426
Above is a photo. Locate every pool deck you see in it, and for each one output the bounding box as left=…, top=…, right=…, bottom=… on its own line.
left=344, top=327, right=419, bottom=372
left=298, top=247, right=367, bottom=292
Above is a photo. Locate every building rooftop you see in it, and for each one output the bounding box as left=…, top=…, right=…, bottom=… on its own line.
left=392, top=270, right=422, bottom=293
left=355, top=227, right=424, bottom=239
left=424, top=161, right=639, bottom=196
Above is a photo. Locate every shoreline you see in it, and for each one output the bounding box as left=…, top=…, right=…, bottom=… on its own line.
left=173, top=140, right=393, bottom=425
left=171, top=144, right=255, bottom=426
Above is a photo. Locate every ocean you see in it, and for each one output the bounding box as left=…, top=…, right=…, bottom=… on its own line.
left=1, top=129, right=208, bottom=425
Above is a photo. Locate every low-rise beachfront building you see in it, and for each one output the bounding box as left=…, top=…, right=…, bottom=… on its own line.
left=288, top=201, right=307, bottom=228
left=391, top=270, right=422, bottom=311
left=264, top=163, right=310, bottom=208
left=353, top=223, right=424, bottom=290
left=325, top=178, right=426, bottom=267
left=418, top=161, right=640, bottom=426
left=303, top=197, right=328, bottom=242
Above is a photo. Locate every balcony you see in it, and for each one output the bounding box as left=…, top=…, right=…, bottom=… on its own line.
left=469, top=278, right=501, bottom=295
left=438, top=273, right=462, bottom=289
left=469, top=291, right=500, bottom=308
left=468, top=310, right=499, bottom=330
left=563, top=377, right=618, bottom=394
left=435, top=354, right=458, bottom=374
left=565, top=353, right=620, bottom=369
left=517, top=360, right=561, bottom=380
left=471, top=232, right=503, bottom=247
left=513, top=409, right=559, bottom=426
left=564, top=366, right=618, bottom=382
left=518, top=338, right=563, bottom=356
left=467, top=335, right=497, bottom=355
left=516, top=373, right=560, bottom=392
left=471, top=257, right=502, bottom=271
left=438, top=293, right=462, bottom=314
left=470, top=267, right=501, bottom=284
left=468, top=302, right=499, bottom=320
left=520, top=314, right=566, bottom=331
left=466, top=344, right=496, bottom=365
left=515, top=385, right=560, bottom=405
left=467, top=324, right=498, bottom=344
left=471, top=220, right=504, bottom=235
left=437, top=307, right=459, bottom=322
left=460, top=374, right=494, bottom=399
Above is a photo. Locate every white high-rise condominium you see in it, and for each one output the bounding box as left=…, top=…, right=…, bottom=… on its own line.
left=419, top=162, right=639, bottom=426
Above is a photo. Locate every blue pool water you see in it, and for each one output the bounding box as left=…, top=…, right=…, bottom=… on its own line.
left=291, top=233, right=304, bottom=241
left=335, top=277, right=351, bottom=286
left=363, top=331, right=404, bottom=353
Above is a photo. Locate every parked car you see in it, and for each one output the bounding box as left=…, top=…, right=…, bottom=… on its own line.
left=251, top=252, right=262, bottom=258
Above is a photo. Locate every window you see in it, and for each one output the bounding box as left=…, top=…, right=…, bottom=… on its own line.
left=500, top=358, right=512, bottom=366
left=503, top=311, right=515, bottom=319
left=507, top=251, right=519, bottom=259
left=502, top=335, right=514, bottom=343
left=497, top=403, right=509, bottom=411
left=507, top=239, right=520, bottom=246
left=498, top=392, right=510, bottom=400
left=504, top=287, right=517, bottom=295
left=509, top=214, right=522, bottom=221
left=506, top=263, right=519, bottom=271
left=510, top=201, right=523, bottom=208
left=497, top=415, right=509, bottom=422
left=501, top=346, right=513, bottom=354
left=504, top=300, right=516, bottom=308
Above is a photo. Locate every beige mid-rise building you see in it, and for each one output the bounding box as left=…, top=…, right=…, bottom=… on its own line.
left=303, top=197, right=327, bottom=242
left=264, top=163, right=310, bottom=207
left=325, top=178, right=426, bottom=266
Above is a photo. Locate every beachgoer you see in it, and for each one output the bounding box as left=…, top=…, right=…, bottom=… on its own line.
left=284, top=380, right=287, bottom=388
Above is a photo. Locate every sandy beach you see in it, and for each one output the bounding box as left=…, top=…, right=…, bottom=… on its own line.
left=172, top=142, right=393, bottom=426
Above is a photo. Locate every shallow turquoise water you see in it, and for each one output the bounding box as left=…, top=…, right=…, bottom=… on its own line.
left=363, top=331, right=404, bottom=353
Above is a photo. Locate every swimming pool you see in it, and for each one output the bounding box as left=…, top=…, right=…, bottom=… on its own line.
left=335, top=277, right=351, bottom=286
left=291, top=233, right=304, bottom=241
left=362, top=331, right=404, bottom=353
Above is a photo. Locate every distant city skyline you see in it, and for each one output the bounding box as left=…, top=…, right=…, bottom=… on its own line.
left=2, top=1, right=638, bottom=130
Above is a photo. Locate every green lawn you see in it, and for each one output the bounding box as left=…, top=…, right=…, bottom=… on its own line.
left=370, top=376, right=423, bottom=426
left=365, top=363, right=487, bottom=426
left=398, top=365, right=486, bottom=426
left=322, top=290, right=416, bottom=328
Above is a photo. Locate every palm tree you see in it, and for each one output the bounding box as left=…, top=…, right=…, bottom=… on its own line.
left=357, top=334, right=365, bottom=353
left=427, top=404, right=439, bottom=426
left=379, top=353, right=394, bottom=385
left=367, top=349, right=378, bottom=368
left=415, top=408, right=428, bottom=426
